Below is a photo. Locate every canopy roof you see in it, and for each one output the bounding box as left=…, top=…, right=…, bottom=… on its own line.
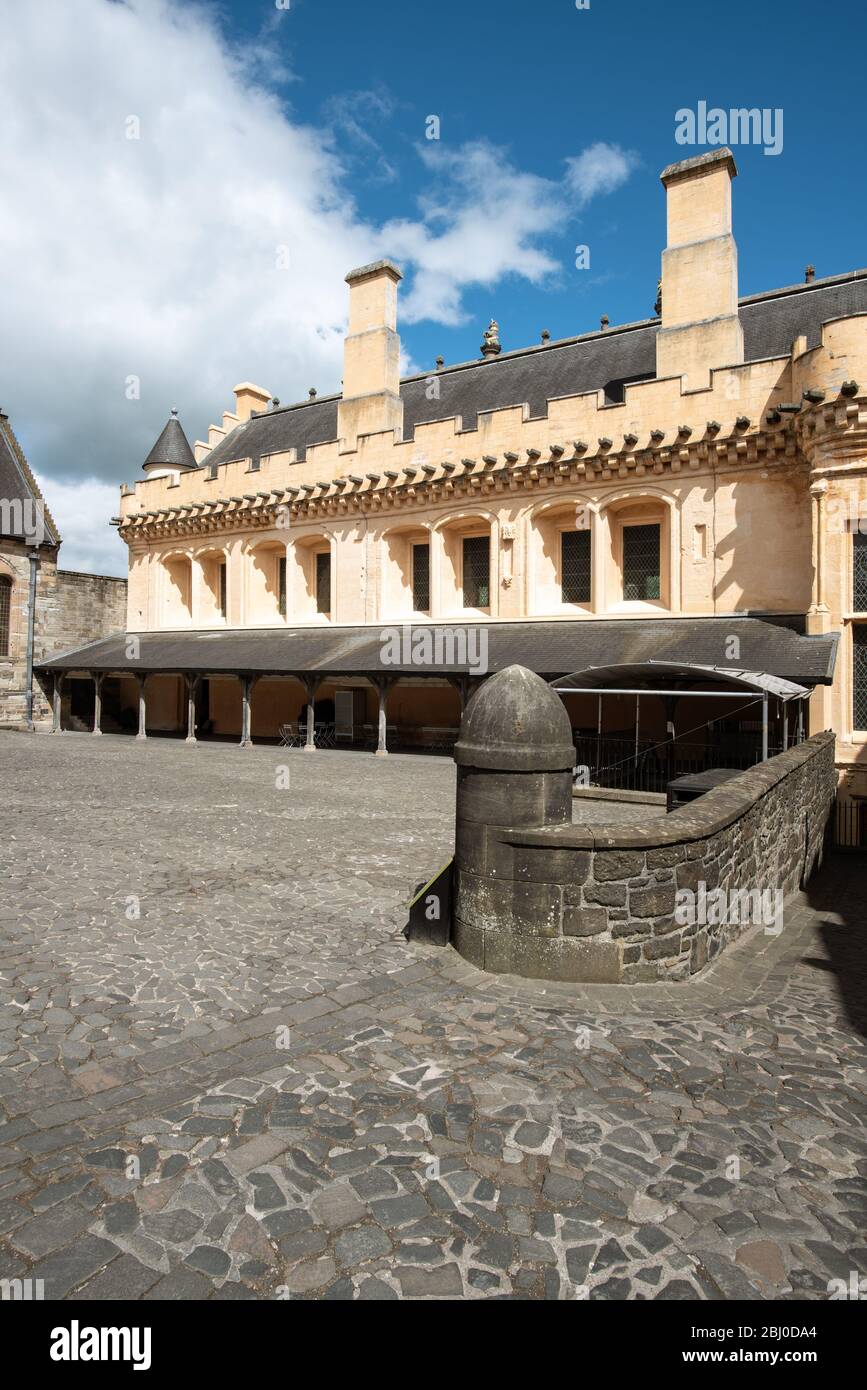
left=551, top=661, right=810, bottom=701
left=37, top=616, right=837, bottom=685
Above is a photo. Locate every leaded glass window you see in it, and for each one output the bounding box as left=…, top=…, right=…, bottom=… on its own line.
left=316, top=551, right=331, bottom=614
left=278, top=556, right=287, bottom=617
left=0, top=576, right=10, bottom=655
left=218, top=563, right=227, bottom=618
left=623, top=523, right=661, bottom=601
left=561, top=529, right=591, bottom=603
left=462, top=535, right=490, bottom=608
left=412, top=543, right=430, bottom=612
left=854, top=531, right=867, bottom=612
left=854, top=625, right=867, bottom=730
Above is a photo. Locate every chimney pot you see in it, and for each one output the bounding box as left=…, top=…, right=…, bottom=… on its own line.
left=234, top=383, right=273, bottom=422
left=338, top=260, right=404, bottom=450
left=656, top=146, right=743, bottom=388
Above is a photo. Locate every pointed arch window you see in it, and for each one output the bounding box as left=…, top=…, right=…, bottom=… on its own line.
left=0, top=576, right=11, bottom=656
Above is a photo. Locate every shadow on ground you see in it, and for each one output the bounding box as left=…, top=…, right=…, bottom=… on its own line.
left=803, top=851, right=867, bottom=1039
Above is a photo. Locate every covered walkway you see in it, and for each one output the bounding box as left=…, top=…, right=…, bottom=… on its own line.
left=35, top=616, right=836, bottom=758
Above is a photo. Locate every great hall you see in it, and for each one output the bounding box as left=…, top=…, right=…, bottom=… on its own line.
left=37, top=148, right=867, bottom=809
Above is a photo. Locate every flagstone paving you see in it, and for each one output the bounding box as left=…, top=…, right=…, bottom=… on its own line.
left=1, top=731, right=865, bottom=1300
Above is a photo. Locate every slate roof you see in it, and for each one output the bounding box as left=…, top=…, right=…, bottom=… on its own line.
left=36, top=615, right=838, bottom=686
left=200, top=269, right=867, bottom=470
left=143, top=411, right=196, bottom=472
left=0, top=412, right=60, bottom=545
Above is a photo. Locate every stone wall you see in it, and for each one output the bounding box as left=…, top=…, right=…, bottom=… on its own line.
left=454, top=730, right=836, bottom=985
left=0, top=542, right=126, bottom=726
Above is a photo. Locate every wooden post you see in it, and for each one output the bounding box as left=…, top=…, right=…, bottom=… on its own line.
left=304, top=678, right=316, bottom=752
left=51, top=672, right=63, bottom=734
left=240, top=675, right=254, bottom=748
left=136, top=675, right=147, bottom=740
left=185, top=674, right=199, bottom=744
left=375, top=676, right=391, bottom=756
left=92, top=672, right=103, bottom=736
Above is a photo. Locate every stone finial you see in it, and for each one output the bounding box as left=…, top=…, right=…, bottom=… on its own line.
left=654, top=280, right=662, bottom=316
left=600, top=315, right=609, bottom=330
left=481, top=320, right=501, bottom=358
left=805, top=264, right=815, bottom=283
left=455, top=665, right=574, bottom=773
left=308, top=388, right=317, bottom=399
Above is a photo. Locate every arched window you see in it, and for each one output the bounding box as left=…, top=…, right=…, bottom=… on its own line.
left=0, top=575, right=11, bottom=656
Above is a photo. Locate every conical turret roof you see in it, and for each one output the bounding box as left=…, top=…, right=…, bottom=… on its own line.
left=143, top=408, right=196, bottom=472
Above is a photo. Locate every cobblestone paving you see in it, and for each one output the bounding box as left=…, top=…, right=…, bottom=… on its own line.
left=1, top=732, right=865, bottom=1301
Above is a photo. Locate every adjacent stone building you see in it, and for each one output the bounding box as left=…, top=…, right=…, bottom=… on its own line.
left=0, top=410, right=126, bottom=728
left=36, top=149, right=867, bottom=814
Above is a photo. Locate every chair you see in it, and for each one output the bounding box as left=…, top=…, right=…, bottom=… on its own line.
left=315, top=722, right=336, bottom=749
left=278, top=721, right=301, bottom=748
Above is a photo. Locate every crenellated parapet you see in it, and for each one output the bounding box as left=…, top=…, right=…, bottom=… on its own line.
left=794, top=316, right=867, bottom=476
left=118, top=351, right=807, bottom=542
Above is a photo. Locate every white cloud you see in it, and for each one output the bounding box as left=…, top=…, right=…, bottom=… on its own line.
left=384, top=140, right=638, bottom=325
left=383, top=142, right=564, bottom=325
left=33, top=474, right=127, bottom=577
left=565, top=142, right=639, bottom=203
left=0, top=1, right=637, bottom=575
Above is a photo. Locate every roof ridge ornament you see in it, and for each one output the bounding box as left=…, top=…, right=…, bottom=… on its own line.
left=481, top=319, right=501, bottom=359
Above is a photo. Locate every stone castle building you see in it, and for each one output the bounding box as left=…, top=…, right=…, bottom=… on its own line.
left=0, top=411, right=126, bottom=728
left=37, top=148, right=867, bottom=812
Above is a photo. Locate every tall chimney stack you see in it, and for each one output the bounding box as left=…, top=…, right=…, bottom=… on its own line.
left=655, top=148, right=743, bottom=389
left=338, top=259, right=404, bottom=451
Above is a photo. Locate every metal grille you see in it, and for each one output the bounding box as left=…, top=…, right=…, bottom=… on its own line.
left=623, top=523, right=660, bottom=601
left=854, top=624, right=867, bottom=730
left=0, top=576, right=10, bottom=655
left=278, top=557, right=287, bottom=617
left=412, top=543, right=430, bottom=612
left=316, top=551, right=331, bottom=614
left=854, top=531, right=867, bottom=611
left=835, top=798, right=867, bottom=849
left=462, top=535, right=490, bottom=608
left=561, top=529, right=591, bottom=603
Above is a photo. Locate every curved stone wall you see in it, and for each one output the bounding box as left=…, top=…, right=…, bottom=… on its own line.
left=454, top=730, right=836, bottom=984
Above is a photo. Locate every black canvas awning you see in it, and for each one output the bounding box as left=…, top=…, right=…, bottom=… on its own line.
left=36, top=616, right=838, bottom=686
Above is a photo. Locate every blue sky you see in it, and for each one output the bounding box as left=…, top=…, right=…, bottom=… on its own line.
left=230, top=0, right=863, bottom=368
left=0, top=0, right=862, bottom=573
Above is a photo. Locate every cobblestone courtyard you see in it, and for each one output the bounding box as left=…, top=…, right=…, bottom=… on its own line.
left=1, top=732, right=865, bottom=1301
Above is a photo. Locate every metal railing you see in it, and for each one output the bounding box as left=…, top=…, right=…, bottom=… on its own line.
left=573, top=731, right=784, bottom=795
left=834, top=798, right=867, bottom=849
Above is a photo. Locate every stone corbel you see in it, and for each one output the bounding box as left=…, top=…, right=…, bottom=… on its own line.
left=500, top=521, right=516, bottom=587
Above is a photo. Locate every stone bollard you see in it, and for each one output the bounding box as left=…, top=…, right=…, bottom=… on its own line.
left=453, top=664, right=581, bottom=979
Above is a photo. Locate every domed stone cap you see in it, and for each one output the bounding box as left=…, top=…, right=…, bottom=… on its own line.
left=455, top=665, right=575, bottom=772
